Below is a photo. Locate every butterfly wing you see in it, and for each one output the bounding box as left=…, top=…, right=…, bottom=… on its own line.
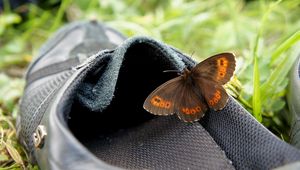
left=175, top=83, right=208, bottom=122
left=190, top=53, right=235, bottom=110
left=143, top=76, right=207, bottom=122
left=144, top=53, right=235, bottom=121
left=194, top=78, right=229, bottom=111
left=191, top=53, right=235, bottom=85
left=143, top=77, right=182, bottom=116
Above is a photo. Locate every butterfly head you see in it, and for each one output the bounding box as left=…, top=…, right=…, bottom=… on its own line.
left=182, top=68, right=191, bottom=80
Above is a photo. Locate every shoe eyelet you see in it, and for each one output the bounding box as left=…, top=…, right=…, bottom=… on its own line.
left=33, top=125, right=47, bottom=149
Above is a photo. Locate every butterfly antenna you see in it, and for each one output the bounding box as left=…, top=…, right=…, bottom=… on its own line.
left=191, top=51, right=195, bottom=56
left=163, top=70, right=181, bottom=76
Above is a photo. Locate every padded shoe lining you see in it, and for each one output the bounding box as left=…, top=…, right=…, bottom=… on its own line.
left=68, top=43, right=234, bottom=169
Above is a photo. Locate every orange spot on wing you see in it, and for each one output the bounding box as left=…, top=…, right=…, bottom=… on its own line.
left=181, top=106, right=202, bottom=115
left=208, top=90, right=221, bottom=106
left=150, top=95, right=172, bottom=109
left=216, top=57, right=228, bottom=80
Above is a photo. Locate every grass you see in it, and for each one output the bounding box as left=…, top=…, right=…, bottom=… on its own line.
left=0, top=0, right=300, bottom=169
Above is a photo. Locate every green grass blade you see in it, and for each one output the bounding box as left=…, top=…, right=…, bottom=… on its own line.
left=260, top=30, right=300, bottom=102
left=252, top=55, right=262, bottom=122
left=260, top=43, right=299, bottom=103
left=251, top=0, right=282, bottom=122
left=4, top=140, right=24, bottom=169
left=50, top=0, right=72, bottom=32
left=271, top=30, right=300, bottom=64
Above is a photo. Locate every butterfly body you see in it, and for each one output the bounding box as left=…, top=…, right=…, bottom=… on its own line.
left=143, top=53, right=236, bottom=122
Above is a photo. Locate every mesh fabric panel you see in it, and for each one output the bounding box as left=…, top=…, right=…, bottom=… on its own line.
left=81, top=116, right=234, bottom=169
left=201, top=98, right=300, bottom=169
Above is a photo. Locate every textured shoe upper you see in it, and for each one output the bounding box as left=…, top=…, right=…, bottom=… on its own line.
left=17, top=21, right=125, bottom=162
left=17, top=21, right=300, bottom=170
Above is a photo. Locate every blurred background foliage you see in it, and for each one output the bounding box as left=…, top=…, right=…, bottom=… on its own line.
left=0, top=0, right=300, bottom=169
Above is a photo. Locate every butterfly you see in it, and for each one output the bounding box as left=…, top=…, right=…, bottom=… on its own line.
left=143, top=53, right=236, bottom=122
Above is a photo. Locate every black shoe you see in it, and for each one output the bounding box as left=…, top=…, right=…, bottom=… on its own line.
left=17, top=20, right=300, bottom=170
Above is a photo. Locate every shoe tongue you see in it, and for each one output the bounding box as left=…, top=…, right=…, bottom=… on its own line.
left=70, top=40, right=117, bottom=58
left=76, top=36, right=188, bottom=112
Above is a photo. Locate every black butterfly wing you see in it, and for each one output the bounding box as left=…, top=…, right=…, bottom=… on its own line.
left=143, top=77, right=182, bottom=116
left=191, top=53, right=236, bottom=85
